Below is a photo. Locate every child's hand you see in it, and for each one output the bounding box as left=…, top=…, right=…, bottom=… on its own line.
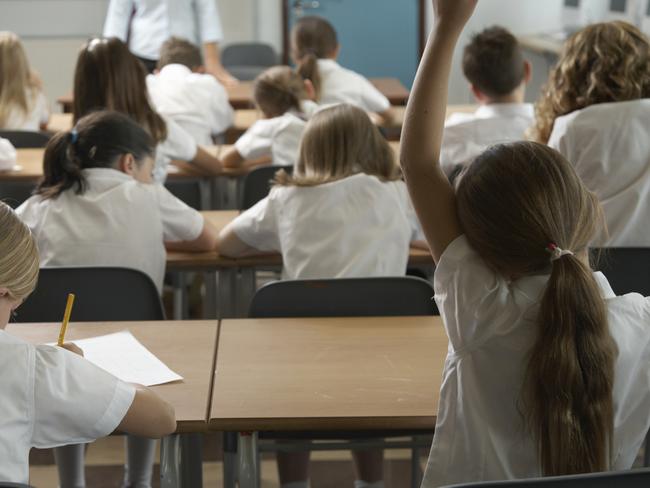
left=60, top=342, right=84, bottom=357
left=433, top=0, right=478, bottom=28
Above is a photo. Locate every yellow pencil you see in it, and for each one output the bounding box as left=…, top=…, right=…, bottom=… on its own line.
left=58, top=293, right=75, bottom=346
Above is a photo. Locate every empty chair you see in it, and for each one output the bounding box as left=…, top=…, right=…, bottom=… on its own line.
left=0, top=130, right=50, bottom=148
left=15, top=266, right=164, bottom=322
left=441, top=468, right=650, bottom=487
left=221, top=43, right=278, bottom=81
left=240, top=164, right=292, bottom=210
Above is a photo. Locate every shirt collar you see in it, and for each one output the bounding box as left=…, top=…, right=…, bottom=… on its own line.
left=316, top=58, right=339, bottom=72
left=159, top=64, right=193, bottom=78
left=474, top=103, right=534, bottom=119
left=82, top=167, right=133, bottom=181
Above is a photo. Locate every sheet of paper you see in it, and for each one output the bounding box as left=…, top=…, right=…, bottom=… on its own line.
left=65, top=330, right=183, bottom=386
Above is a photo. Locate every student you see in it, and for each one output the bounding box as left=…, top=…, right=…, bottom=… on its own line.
left=221, top=65, right=318, bottom=169
left=0, top=31, right=49, bottom=131
left=440, top=26, right=533, bottom=176
left=531, top=21, right=650, bottom=246
left=400, top=1, right=650, bottom=486
left=147, top=37, right=234, bottom=147
left=16, top=110, right=217, bottom=488
left=291, top=16, right=393, bottom=124
left=73, top=37, right=222, bottom=183
left=0, top=200, right=176, bottom=484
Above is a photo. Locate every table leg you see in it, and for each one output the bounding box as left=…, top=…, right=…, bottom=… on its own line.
left=203, top=271, right=218, bottom=319
left=160, top=433, right=203, bottom=488
left=237, top=268, right=257, bottom=317
left=238, top=432, right=259, bottom=488
left=172, top=272, right=187, bottom=320
left=216, top=269, right=236, bottom=318
left=223, top=432, right=238, bottom=488
left=199, top=179, right=212, bottom=210
left=645, top=431, right=650, bottom=467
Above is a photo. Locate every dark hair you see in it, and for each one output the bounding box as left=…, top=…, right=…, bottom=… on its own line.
left=158, top=37, right=202, bottom=70
left=253, top=66, right=306, bottom=118
left=73, top=37, right=167, bottom=144
left=462, top=26, right=525, bottom=98
left=292, top=16, right=338, bottom=100
left=37, top=110, right=154, bottom=199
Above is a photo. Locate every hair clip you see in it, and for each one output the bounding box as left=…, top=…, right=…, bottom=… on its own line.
left=89, top=146, right=97, bottom=159
left=69, top=129, right=79, bottom=145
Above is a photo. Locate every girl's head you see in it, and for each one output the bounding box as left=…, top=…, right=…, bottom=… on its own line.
left=0, top=202, right=39, bottom=324
left=292, top=16, right=339, bottom=100
left=0, top=32, right=37, bottom=127
left=37, top=110, right=155, bottom=199
left=253, top=66, right=311, bottom=118
left=531, top=21, right=650, bottom=143
left=279, top=103, right=398, bottom=186
left=73, top=37, right=167, bottom=143
left=456, top=142, right=617, bottom=475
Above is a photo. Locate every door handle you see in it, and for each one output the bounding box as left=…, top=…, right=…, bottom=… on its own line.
left=292, top=0, right=321, bottom=13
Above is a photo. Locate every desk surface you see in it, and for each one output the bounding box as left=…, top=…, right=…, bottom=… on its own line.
left=6, top=320, right=219, bottom=432
left=209, top=316, right=444, bottom=431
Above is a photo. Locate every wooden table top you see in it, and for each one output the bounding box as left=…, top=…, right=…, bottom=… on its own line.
left=209, top=316, right=444, bottom=431
left=6, top=320, right=219, bottom=432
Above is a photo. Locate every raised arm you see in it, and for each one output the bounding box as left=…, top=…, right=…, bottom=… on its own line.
left=399, top=0, right=477, bottom=262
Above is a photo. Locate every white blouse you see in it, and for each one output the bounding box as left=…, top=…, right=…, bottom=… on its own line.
left=422, top=235, right=650, bottom=487
left=2, top=90, right=49, bottom=131
left=154, top=114, right=198, bottom=183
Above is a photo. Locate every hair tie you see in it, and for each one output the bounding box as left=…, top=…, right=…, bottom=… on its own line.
left=69, top=129, right=79, bottom=145
left=546, top=242, right=574, bottom=262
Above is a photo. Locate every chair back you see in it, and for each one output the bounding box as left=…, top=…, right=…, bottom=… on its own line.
left=441, top=468, right=650, bottom=487
left=165, top=179, right=203, bottom=210
left=16, top=267, right=165, bottom=322
left=591, top=248, right=650, bottom=296
left=0, top=130, right=51, bottom=148
left=222, top=43, right=278, bottom=81
left=241, top=164, right=292, bottom=210
left=0, top=483, right=35, bottom=488
left=0, top=181, right=35, bottom=208
left=249, top=276, right=437, bottom=318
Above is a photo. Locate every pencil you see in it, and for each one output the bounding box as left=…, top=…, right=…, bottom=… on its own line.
left=58, top=293, right=75, bottom=346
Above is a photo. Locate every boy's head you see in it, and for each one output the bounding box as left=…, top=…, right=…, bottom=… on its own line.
left=158, top=37, right=203, bottom=72
left=462, top=26, right=529, bottom=102
left=291, top=16, right=339, bottom=64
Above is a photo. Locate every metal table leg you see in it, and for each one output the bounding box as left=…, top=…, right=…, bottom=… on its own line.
left=203, top=270, right=218, bottom=319
left=160, top=433, right=203, bottom=488
left=238, top=432, right=259, bottom=488
left=223, top=432, right=238, bottom=488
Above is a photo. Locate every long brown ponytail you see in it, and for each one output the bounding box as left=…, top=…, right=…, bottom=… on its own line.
left=455, top=142, right=617, bottom=475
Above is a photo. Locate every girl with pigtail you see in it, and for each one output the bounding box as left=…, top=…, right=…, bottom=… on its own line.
left=401, top=0, right=650, bottom=486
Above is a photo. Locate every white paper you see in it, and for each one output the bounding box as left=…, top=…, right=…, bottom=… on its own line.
left=62, top=330, right=183, bottom=386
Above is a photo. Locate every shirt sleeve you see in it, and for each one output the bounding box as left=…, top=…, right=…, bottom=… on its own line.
left=31, top=345, right=135, bottom=448
left=230, top=194, right=281, bottom=252
left=234, top=120, right=275, bottom=161
left=103, top=0, right=135, bottom=40
left=205, top=77, right=234, bottom=135
left=157, top=116, right=198, bottom=163
left=0, top=138, right=16, bottom=171
left=195, top=0, right=224, bottom=43
left=153, top=185, right=204, bottom=242
left=358, top=76, right=391, bottom=113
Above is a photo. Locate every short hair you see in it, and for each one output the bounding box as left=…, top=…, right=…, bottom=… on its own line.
left=462, top=26, right=525, bottom=98
left=158, top=37, right=202, bottom=69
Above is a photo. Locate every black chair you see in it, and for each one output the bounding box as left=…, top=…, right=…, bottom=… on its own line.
left=240, top=164, right=292, bottom=210
left=441, top=468, right=650, bottom=487
left=165, top=179, right=203, bottom=210
left=16, top=267, right=164, bottom=322
left=0, top=130, right=51, bottom=148
left=591, top=248, right=650, bottom=296
left=0, top=483, right=34, bottom=488
left=222, top=43, right=278, bottom=81
left=0, top=181, right=35, bottom=208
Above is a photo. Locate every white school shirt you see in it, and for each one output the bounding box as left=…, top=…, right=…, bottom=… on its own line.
left=147, top=64, right=234, bottom=146
left=316, top=59, right=390, bottom=114
left=440, top=103, right=534, bottom=175
left=234, top=101, right=318, bottom=167
left=154, top=114, right=198, bottom=183
left=103, top=0, right=224, bottom=60
left=230, top=173, right=423, bottom=279
left=0, top=137, right=16, bottom=171
left=548, top=99, right=650, bottom=247
left=0, top=330, right=135, bottom=483
left=422, top=235, right=650, bottom=487
left=1, top=90, right=49, bottom=131
left=16, top=168, right=204, bottom=292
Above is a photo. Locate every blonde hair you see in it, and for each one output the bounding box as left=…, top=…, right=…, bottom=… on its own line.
left=0, top=32, right=40, bottom=128
left=456, top=142, right=617, bottom=476
left=276, top=104, right=399, bottom=187
left=254, top=66, right=307, bottom=118
left=0, top=202, right=39, bottom=302
left=530, top=21, right=650, bottom=143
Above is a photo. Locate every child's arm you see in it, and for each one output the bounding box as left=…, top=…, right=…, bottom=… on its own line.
left=165, top=218, right=218, bottom=252
left=117, top=384, right=176, bottom=438
left=216, top=226, right=266, bottom=257
left=221, top=146, right=245, bottom=168
left=189, top=146, right=224, bottom=175
left=399, top=0, right=477, bottom=262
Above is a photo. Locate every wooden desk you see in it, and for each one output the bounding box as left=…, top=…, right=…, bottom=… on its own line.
left=210, top=316, right=443, bottom=432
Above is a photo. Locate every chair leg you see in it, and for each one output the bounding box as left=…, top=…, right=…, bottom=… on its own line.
left=411, top=444, right=422, bottom=488
left=223, top=432, right=238, bottom=488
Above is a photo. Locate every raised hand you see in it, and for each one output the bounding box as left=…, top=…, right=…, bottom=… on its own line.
left=432, top=0, right=478, bottom=28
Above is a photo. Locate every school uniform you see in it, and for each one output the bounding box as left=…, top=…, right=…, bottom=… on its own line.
left=440, top=103, right=534, bottom=175
left=230, top=173, right=422, bottom=279
left=316, top=59, right=390, bottom=114
left=154, top=114, right=198, bottom=183
left=0, top=137, right=16, bottom=171
left=2, top=89, right=49, bottom=131
left=16, top=168, right=204, bottom=292
left=147, top=64, right=234, bottom=146
left=422, top=234, right=650, bottom=487
left=548, top=99, right=650, bottom=246
left=0, top=330, right=134, bottom=483
left=234, top=101, right=318, bottom=167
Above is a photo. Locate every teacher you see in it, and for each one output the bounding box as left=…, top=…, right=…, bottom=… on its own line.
left=103, top=0, right=236, bottom=84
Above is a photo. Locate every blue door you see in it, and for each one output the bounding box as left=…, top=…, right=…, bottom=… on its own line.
left=288, top=0, right=421, bottom=88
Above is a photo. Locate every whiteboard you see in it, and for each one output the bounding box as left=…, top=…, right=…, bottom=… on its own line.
left=0, top=1, right=110, bottom=38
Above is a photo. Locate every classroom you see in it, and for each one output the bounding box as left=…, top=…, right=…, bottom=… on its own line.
left=0, top=0, right=649, bottom=487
